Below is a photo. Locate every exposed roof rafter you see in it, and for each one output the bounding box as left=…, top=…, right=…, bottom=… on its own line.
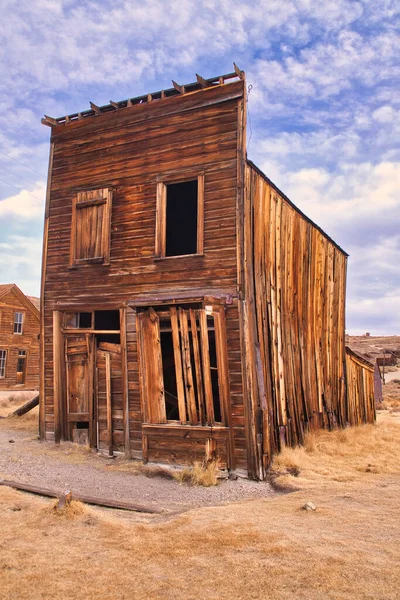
left=42, top=63, right=245, bottom=127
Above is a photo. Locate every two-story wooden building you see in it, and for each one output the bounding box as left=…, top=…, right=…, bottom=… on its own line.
left=40, top=67, right=375, bottom=479
left=0, top=284, right=40, bottom=390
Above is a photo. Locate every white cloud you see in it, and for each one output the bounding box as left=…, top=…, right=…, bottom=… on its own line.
left=0, top=186, right=45, bottom=218
left=0, top=0, right=399, bottom=333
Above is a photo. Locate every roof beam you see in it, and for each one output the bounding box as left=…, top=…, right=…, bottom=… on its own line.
left=41, top=115, right=58, bottom=127
left=196, top=73, right=210, bottom=88
left=233, top=62, right=245, bottom=80
left=90, top=101, right=101, bottom=114
left=109, top=101, right=119, bottom=109
left=172, top=80, right=185, bottom=94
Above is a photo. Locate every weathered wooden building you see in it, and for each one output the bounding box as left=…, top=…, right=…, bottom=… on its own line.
left=40, top=67, right=375, bottom=479
left=0, top=284, right=40, bottom=390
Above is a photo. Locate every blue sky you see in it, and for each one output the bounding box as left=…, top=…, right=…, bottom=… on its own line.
left=0, top=0, right=399, bottom=334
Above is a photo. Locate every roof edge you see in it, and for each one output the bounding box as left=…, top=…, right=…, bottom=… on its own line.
left=0, top=284, right=40, bottom=319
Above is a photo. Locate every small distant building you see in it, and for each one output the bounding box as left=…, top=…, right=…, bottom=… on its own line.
left=376, top=353, right=397, bottom=367
left=0, top=284, right=40, bottom=390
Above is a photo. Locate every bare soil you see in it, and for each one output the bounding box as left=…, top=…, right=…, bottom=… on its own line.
left=347, top=334, right=400, bottom=361
left=0, top=422, right=275, bottom=513
left=1, top=409, right=399, bottom=599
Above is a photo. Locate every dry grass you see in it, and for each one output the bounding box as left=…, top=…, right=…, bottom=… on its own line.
left=0, top=404, right=39, bottom=431
left=270, top=413, right=400, bottom=490
left=173, top=460, right=220, bottom=486
left=379, top=379, right=400, bottom=412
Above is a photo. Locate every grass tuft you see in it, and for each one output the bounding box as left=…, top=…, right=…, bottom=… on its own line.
left=173, top=460, right=220, bottom=487
left=48, top=499, right=87, bottom=519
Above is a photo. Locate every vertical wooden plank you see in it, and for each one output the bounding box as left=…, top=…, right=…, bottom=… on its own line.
left=155, top=182, right=166, bottom=257
left=137, top=309, right=166, bottom=424
left=197, top=174, right=204, bottom=255
left=105, top=352, right=113, bottom=456
left=213, top=306, right=236, bottom=472
left=170, top=307, right=187, bottom=424
left=87, top=334, right=95, bottom=448
left=119, top=307, right=130, bottom=457
left=189, top=309, right=205, bottom=424
left=52, top=310, right=64, bottom=443
left=179, top=308, right=197, bottom=425
left=103, top=188, right=112, bottom=265
left=40, top=138, right=55, bottom=440
left=199, top=309, right=214, bottom=425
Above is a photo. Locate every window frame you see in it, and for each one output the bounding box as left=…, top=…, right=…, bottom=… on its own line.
left=137, top=304, right=228, bottom=427
left=69, top=187, right=113, bottom=268
left=16, top=349, right=27, bottom=384
left=155, top=173, right=204, bottom=259
left=0, top=349, right=7, bottom=378
left=13, top=312, right=24, bottom=335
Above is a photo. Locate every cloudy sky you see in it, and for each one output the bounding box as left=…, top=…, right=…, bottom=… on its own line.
left=0, top=0, right=398, bottom=334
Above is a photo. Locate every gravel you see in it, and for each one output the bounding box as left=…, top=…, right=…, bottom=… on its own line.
left=0, top=427, right=276, bottom=513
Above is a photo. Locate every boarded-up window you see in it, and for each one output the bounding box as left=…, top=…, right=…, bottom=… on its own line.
left=0, top=350, right=6, bottom=378
left=70, top=188, right=112, bottom=266
left=138, top=306, right=226, bottom=426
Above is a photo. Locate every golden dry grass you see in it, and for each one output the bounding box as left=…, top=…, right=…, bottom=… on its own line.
left=379, top=379, right=400, bottom=412
left=0, top=404, right=39, bottom=431
left=271, top=414, right=400, bottom=490
left=173, top=459, right=220, bottom=486
left=0, top=402, right=399, bottom=599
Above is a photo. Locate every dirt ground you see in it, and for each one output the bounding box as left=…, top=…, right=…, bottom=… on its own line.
left=0, top=387, right=399, bottom=599
left=347, top=334, right=399, bottom=361
left=0, top=394, right=274, bottom=512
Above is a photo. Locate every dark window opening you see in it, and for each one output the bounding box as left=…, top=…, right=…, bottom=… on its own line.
left=96, top=334, right=120, bottom=344
left=165, top=180, right=198, bottom=256
left=94, top=310, right=120, bottom=330
left=208, top=330, right=222, bottom=423
left=76, top=421, right=89, bottom=429
left=79, top=312, right=92, bottom=328
left=160, top=331, right=179, bottom=420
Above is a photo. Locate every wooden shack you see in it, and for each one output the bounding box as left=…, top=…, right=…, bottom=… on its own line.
left=0, top=284, right=40, bottom=390
left=40, top=67, right=375, bottom=479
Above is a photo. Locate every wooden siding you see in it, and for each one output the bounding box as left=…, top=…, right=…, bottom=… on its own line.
left=0, top=289, right=39, bottom=390
left=345, top=348, right=376, bottom=424
left=41, top=81, right=246, bottom=468
left=245, top=162, right=373, bottom=473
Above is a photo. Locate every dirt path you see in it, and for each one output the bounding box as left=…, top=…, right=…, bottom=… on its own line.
left=384, top=368, right=400, bottom=383
left=0, top=426, right=275, bottom=513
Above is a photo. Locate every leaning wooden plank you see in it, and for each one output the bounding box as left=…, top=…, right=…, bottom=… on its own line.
left=0, top=479, right=162, bottom=514
left=179, top=308, right=197, bottom=424
left=199, top=309, right=214, bottom=425
left=189, top=309, right=206, bottom=424
left=9, top=394, right=39, bottom=417
left=170, top=307, right=187, bottom=424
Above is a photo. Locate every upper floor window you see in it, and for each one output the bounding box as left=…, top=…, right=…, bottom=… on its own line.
left=69, top=188, right=112, bottom=267
left=14, top=312, right=24, bottom=334
left=156, top=175, right=204, bottom=258
left=0, top=350, right=6, bottom=377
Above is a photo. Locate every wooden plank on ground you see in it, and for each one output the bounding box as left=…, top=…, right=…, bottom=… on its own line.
left=0, top=479, right=163, bottom=514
